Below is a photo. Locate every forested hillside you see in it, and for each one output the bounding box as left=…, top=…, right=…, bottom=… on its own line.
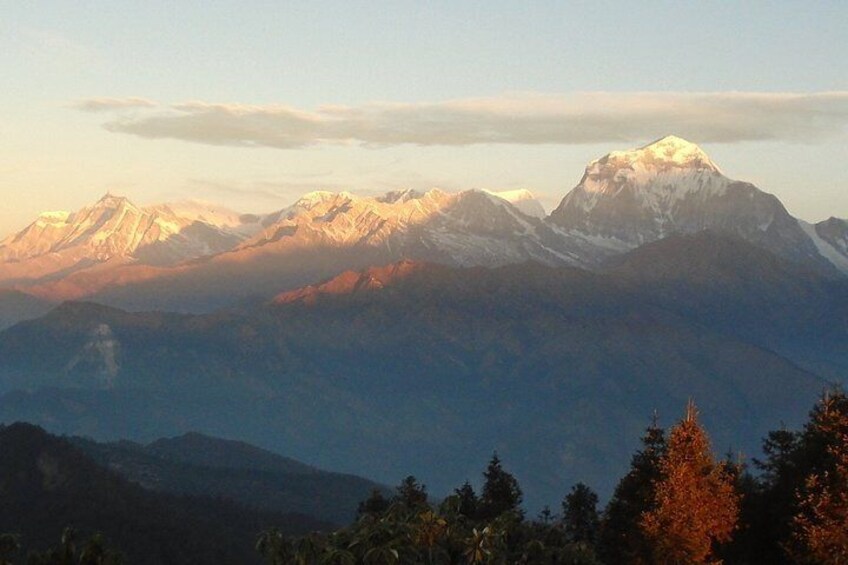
left=3, top=391, right=846, bottom=563
left=0, top=424, right=330, bottom=565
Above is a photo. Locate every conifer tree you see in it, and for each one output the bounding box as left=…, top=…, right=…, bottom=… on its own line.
left=537, top=505, right=555, bottom=525
left=454, top=481, right=479, bottom=520
left=742, top=426, right=804, bottom=564
left=358, top=488, right=391, bottom=517
left=394, top=475, right=428, bottom=508
left=790, top=390, right=848, bottom=563
left=792, top=431, right=848, bottom=563
left=640, top=401, right=739, bottom=564
left=478, top=453, right=523, bottom=521
left=598, top=417, right=666, bottom=564
left=562, top=483, right=600, bottom=545
left=738, top=389, right=848, bottom=563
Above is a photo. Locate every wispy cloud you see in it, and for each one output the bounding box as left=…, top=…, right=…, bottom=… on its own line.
left=87, top=92, right=848, bottom=148
left=72, top=97, right=158, bottom=112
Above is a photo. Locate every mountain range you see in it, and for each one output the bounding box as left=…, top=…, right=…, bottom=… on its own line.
left=0, top=136, right=846, bottom=511
left=1, top=136, right=846, bottom=325
left=1, top=232, right=845, bottom=508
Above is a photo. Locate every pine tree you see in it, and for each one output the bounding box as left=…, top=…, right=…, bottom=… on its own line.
left=791, top=391, right=848, bottom=563
left=640, top=401, right=740, bottom=564
left=745, top=389, right=848, bottom=563
left=713, top=453, right=767, bottom=565
left=598, top=417, right=666, bottom=564
left=394, top=475, right=428, bottom=508
left=743, top=426, right=804, bottom=564
left=537, top=505, right=555, bottom=525
left=562, top=483, right=600, bottom=545
left=357, top=488, right=391, bottom=517
left=478, top=453, right=523, bottom=521
left=793, top=432, right=848, bottom=563
left=454, top=481, right=479, bottom=520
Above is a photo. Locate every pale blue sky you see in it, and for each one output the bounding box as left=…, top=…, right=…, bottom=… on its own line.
left=2, top=1, right=847, bottom=235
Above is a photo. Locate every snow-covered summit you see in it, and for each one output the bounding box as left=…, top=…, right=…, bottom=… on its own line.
left=580, top=135, right=722, bottom=196
left=549, top=136, right=731, bottom=242
left=236, top=186, right=571, bottom=268
left=377, top=189, right=424, bottom=204
left=294, top=191, right=356, bottom=209
left=548, top=136, right=830, bottom=268
left=605, top=135, right=720, bottom=172
left=0, top=193, right=256, bottom=284
left=152, top=200, right=246, bottom=227
left=484, top=189, right=546, bottom=218
left=36, top=211, right=71, bottom=224
left=94, top=192, right=138, bottom=209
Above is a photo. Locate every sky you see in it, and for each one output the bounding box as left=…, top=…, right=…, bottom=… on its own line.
left=2, top=1, right=847, bottom=237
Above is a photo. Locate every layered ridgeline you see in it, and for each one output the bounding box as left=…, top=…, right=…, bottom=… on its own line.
left=1, top=232, right=846, bottom=508
left=0, top=423, right=334, bottom=565
left=1, top=136, right=846, bottom=323
left=72, top=431, right=386, bottom=525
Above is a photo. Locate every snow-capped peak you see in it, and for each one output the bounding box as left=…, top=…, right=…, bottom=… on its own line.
left=150, top=200, right=248, bottom=229
left=485, top=189, right=535, bottom=203
left=484, top=189, right=546, bottom=218
left=377, top=189, right=424, bottom=204
left=547, top=136, right=837, bottom=270
left=0, top=192, right=260, bottom=283
left=294, top=190, right=356, bottom=209
left=37, top=211, right=70, bottom=223
left=573, top=135, right=725, bottom=203
left=598, top=135, right=720, bottom=175
left=93, top=192, right=136, bottom=210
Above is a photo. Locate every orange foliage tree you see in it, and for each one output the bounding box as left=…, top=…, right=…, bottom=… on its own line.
left=640, top=401, right=740, bottom=564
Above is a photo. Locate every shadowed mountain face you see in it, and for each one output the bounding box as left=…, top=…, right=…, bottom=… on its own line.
left=0, top=232, right=844, bottom=509
left=146, top=431, right=318, bottom=474
left=71, top=431, right=386, bottom=524
left=606, top=232, right=848, bottom=378
left=0, top=423, right=330, bottom=565
left=0, top=290, right=54, bottom=330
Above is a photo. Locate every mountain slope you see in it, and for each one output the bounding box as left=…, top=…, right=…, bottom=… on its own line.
left=72, top=432, right=386, bottom=524
left=0, top=289, right=54, bottom=330
left=0, top=239, right=839, bottom=508
left=0, top=423, right=329, bottom=564
left=800, top=217, right=848, bottom=273
left=607, top=231, right=848, bottom=377
left=273, top=259, right=432, bottom=304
